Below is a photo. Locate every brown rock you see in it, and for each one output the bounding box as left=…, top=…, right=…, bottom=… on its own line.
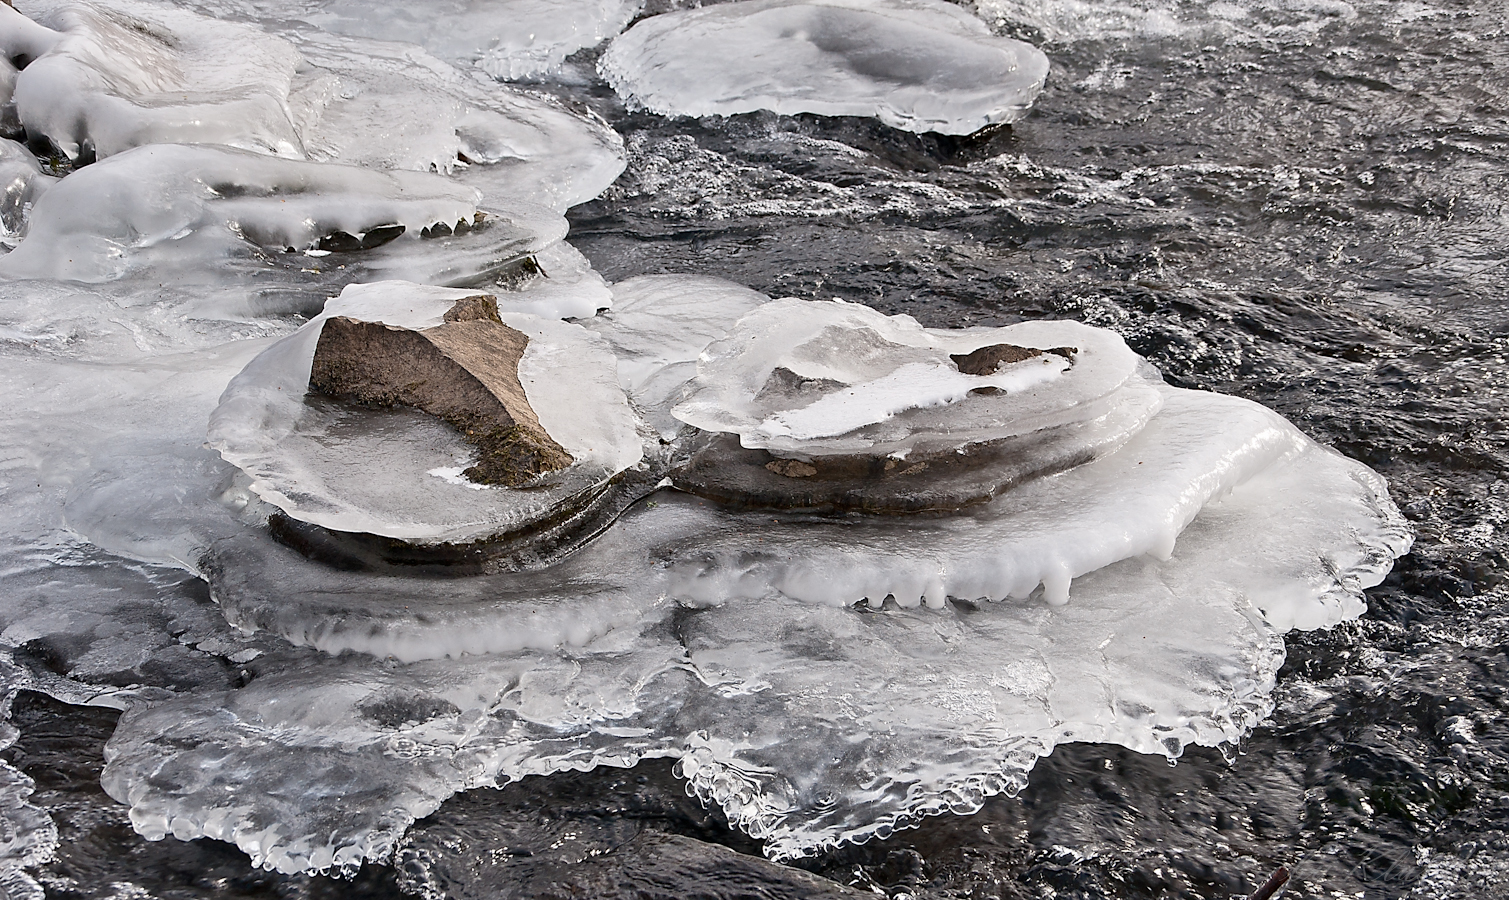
left=950, top=343, right=1076, bottom=376
left=765, top=458, right=817, bottom=478
left=309, top=296, right=573, bottom=487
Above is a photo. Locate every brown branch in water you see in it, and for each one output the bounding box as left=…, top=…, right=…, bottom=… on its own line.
left=1248, top=866, right=1290, bottom=900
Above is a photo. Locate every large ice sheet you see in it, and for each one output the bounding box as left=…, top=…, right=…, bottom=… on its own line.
left=600, top=0, right=1050, bottom=135
left=100, top=424, right=1408, bottom=873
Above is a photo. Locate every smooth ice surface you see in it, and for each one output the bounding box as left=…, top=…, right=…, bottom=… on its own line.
left=102, top=414, right=1410, bottom=872
left=673, top=297, right=1154, bottom=458
left=600, top=0, right=1050, bottom=134
left=208, top=282, right=644, bottom=543
left=285, top=29, right=627, bottom=211
left=10, top=0, right=304, bottom=160
left=583, top=274, right=772, bottom=437
left=299, top=0, right=641, bottom=81
left=0, top=139, right=51, bottom=246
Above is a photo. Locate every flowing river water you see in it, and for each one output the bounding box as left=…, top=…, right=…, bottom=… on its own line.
left=2, top=0, right=1507, bottom=898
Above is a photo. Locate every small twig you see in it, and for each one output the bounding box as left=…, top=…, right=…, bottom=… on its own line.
left=1248, top=866, right=1290, bottom=900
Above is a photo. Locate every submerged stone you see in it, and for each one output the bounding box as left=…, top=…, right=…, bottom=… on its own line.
left=309, top=295, right=572, bottom=488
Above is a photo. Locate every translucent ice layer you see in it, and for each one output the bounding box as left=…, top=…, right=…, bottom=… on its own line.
left=583, top=274, right=773, bottom=438
left=208, top=282, right=645, bottom=545
left=600, top=0, right=1050, bottom=135
left=8, top=0, right=304, bottom=160
left=0, top=139, right=51, bottom=245
left=286, top=30, right=627, bottom=211
left=102, top=409, right=1409, bottom=872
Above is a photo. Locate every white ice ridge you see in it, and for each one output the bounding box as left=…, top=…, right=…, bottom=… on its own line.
left=0, top=142, right=567, bottom=286
left=6, top=0, right=305, bottom=161
left=600, top=0, right=1050, bottom=135
left=673, top=297, right=1150, bottom=457
left=208, top=281, right=644, bottom=544
left=757, top=358, right=1067, bottom=441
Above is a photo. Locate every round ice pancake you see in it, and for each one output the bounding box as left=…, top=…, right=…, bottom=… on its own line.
left=208, top=282, right=645, bottom=549
left=600, top=0, right=1050, bottom=135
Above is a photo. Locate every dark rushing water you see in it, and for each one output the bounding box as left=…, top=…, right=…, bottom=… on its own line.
left=5, top=1, right=1509, bottom=897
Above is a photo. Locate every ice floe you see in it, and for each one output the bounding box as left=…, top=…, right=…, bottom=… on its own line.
left=601, top=0, right=1050, bottom=134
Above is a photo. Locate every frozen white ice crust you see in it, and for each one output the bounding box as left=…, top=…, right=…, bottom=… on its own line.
left=0, top=142, right=568, bottom=300
left=8, top=0, right=304, bottom=161
left=100, top=405, right=1410, bottom=872
left=600, top=0, right=1050, bottom=135
left=673, top=297, right=1156, bottom=458
left=3, top=1, right=626, bottom=209
left=146, top=288, right=1409, bottom=873
left=207, top=281, right=645, bottom=544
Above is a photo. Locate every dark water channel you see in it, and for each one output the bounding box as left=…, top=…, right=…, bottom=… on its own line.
left=6, top=0, right=1509, bottom=897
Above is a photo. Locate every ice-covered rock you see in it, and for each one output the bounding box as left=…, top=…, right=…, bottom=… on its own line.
left=208, top=282, right=648, bottom=555
left=600, top=0, right=1050, bottom=134
left=6, top=0, right=304, bottom=161
left=309, top=294, right=575, bottom=487
left=669, top=298, right=1162, bottom=512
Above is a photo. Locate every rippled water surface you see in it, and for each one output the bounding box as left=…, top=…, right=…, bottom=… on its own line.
left=3, top=0, right=1508, bottom=897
